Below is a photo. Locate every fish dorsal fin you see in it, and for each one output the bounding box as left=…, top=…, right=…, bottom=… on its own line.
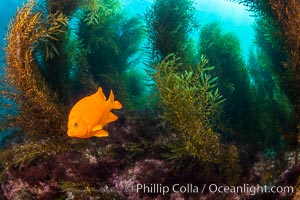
left=97, top=87, right=107, bottom=101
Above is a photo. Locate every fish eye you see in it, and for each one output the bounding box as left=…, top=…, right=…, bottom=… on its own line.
left=73, top=122, right=78, bottom=128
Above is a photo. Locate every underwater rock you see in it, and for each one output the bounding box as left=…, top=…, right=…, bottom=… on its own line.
left=1, top=109, right=299, bottom=200
left=110, top=159, right=171, bottom=200
left=1, top=150, right=124, bottom=199
left=276, top=164, right=300, bottom=187
left=2, top=178, right=60, bottom=200
left=0, top=110, right=161, bottom=199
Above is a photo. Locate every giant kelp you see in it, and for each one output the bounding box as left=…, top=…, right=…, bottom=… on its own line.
left=36, top=0, right=145, bottom=107
left=81, top=0, right=121, bottom=26
left=47, top=0, right=80, bottom=16
left=232, top=0, right=299, bottom=73
left=231, top=0, right=300, bottom=145
left=3, top=0, right=68, bottom=137
left=244, top=3, right=297, bottom=150
left=78, top=5, right=145, bottom=106
left=247, top=44, right=293, bottom=149
left=47, top=0, right=120, bottom=22
left=145, top=0, right=197, bottom=65
left=198, top=22, right=253, bottom=146
left=270, top=0, right=300, bottom=73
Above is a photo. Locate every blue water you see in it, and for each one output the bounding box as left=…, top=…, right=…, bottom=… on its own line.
left=195, top=0, right=255, bottom=57
left=0, top=0, right=254, bottom=66
left=123, top=0, right=255, bottom=59
left=0, top=0, right=22, bottom=141
left=0, top=0, right=23, bottom=65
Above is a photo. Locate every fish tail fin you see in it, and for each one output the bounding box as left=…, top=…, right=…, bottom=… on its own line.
left=114, top=101, right=122, bottom=109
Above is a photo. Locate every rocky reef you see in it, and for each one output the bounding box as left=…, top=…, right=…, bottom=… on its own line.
left=0, top=110, right=299, bottom=199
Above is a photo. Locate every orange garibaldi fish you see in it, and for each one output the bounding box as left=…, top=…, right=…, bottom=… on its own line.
left=67, top=87, right=122, bottom=138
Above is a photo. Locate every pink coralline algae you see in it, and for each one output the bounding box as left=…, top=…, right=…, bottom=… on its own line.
left=2, top=178, right=58, bottom=199
left=111, top=159, right=170, bottom=199
left=2, top=179, right=31, bottom=199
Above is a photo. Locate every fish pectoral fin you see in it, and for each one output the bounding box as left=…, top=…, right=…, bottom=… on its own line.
left=93, top=130, right=109, bottom=137
left=92, top=124, right=103, bottom=132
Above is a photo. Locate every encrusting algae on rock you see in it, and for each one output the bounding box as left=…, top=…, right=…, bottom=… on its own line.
left=67, top=87, right=122, bottom=138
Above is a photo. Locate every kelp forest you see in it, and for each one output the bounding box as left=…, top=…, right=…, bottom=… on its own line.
left=0, top=0, right=299, bottom=199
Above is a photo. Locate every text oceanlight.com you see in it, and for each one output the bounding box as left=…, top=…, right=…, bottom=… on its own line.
left=136, top=183, right=294, bottom=196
